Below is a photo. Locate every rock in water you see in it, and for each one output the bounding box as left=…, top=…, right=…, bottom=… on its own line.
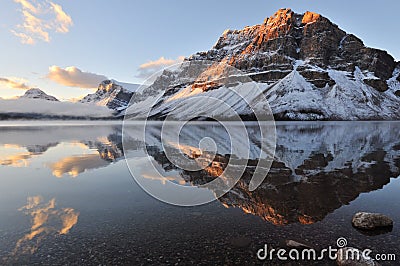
left=285, top=239, right=312, bottom=249
left=352, top=212, right=393, bottom=230
left=337, top=247, right=379, bottom=266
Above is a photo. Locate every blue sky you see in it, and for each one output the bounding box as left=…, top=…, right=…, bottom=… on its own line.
left=1, top=0, right=399, bottom=100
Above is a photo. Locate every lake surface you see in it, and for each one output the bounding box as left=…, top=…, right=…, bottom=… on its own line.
left=0, top=121, right=399, bottom=265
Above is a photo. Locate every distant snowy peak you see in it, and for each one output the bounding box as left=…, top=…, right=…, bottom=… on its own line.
left=80, top=80, right=140, bottom=111
left=20, top=88, right=59, bottom=102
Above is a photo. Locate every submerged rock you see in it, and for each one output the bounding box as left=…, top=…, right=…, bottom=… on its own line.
left=336, top=247, right=379, bottom=266
left=285, top=239, right=312, bottom=249
left=352, top=212, right=393, bottom=230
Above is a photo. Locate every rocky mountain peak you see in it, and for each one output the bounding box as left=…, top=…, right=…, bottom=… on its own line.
left=20, top=88, right=59, bottom=101
left=202, top=9, right=397, bottom=93
left=80, top=80, right=137, bottom=111
left=301, top=11, right=321, bottom=24
left=263, top=8, right=294, bottom=26
left=98, top=80, right=120, bottom=92
left=262, top=9, right=323, bottom=28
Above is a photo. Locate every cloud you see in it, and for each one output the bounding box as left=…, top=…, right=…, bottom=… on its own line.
left=0, top=77, right=30, bottom=90
left=139, top=56, right=186, bottom=69
left=12, top=0, right=73, bottom=44
left=49, top=2, right=73, bottom=33
left=47, top=66, right=108, bottom=88
left=136, top=56, right=185, bottom=79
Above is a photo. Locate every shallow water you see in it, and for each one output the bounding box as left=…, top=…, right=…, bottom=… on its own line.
left=0, top=121, right=399, bottom=265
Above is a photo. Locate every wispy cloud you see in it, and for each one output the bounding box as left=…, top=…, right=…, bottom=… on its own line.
left=49, top=2, right=72, bottom=33
left=12, top=0, right=73, bottom=44
left=136, top=56, right=185, bottom=79
left=139, top=56, right=186, bottom=69
left=0, top=77, right=30, bottom=90
left=47, top=66, right=108, bottom=88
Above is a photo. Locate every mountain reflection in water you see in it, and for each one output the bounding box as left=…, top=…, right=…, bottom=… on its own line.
left=0, top=122, right=399, bottom=226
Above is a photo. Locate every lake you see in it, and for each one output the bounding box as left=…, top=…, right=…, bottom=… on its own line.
left=0, top=121, right=399, bottom=265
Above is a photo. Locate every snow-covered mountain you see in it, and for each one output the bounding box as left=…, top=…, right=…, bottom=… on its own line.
left=0, top=81, right=141, bottom=119
left=80, top=80, right=139, bottom=111
left=19, top=88, right=59, bottom=102
left=124, top=8, right=400, bottom=120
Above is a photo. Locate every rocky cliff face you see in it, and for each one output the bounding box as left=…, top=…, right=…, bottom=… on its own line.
left=125, top=8, right=400, bottom=121
left=202, top=9, right=396, bottom=91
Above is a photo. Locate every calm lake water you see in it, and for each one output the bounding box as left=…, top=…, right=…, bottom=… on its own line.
left=0, top=121, right=399, bottom=265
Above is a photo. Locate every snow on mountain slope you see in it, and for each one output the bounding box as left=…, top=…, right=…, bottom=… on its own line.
left=265, top=63, right=400, bottom=120
left=387, top=64, right=400, bottom=98
left=111, top=80, right=140, bottom=92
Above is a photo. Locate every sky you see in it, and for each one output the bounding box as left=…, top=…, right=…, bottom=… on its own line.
left=1, top=0, right=399, bottom=101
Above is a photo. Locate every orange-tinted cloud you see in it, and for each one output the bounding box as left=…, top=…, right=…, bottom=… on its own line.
left=47, top=66, right=108, bottom=88
left=136, top=56, right=185, bottom=78
left=49, top=2, right=73, bottom=33
left=0, top=77, right=30, bottom=90
left=139, top=56, right=185, bottom=69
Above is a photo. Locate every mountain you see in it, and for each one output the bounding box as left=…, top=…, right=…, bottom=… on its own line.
left=80, top=80, right=139, bottom=111
left=124, top=8, right=400, bottom=120
left=0, top=84, right=135, bottom=120
left=20, top=88, right=59, bottom=102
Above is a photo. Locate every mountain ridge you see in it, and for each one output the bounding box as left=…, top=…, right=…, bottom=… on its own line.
left=123, top=8, right=400, bottom=121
